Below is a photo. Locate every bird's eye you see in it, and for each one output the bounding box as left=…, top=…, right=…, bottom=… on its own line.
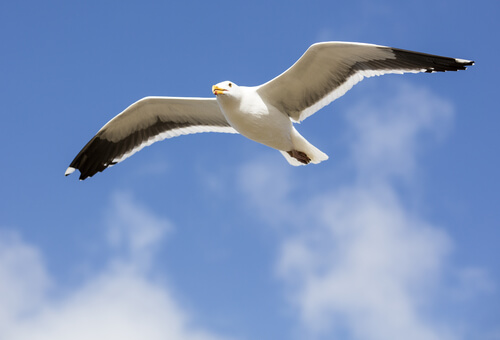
left=228, top=82, right=232, bottom=87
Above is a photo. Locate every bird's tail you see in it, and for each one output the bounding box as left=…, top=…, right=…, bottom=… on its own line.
left=279, top=128, right=328, bottom=166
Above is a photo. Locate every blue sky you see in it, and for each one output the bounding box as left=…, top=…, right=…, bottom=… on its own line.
left=1, top=0, right=498, bottom=339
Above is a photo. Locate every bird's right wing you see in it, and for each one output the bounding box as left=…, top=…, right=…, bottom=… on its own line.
left=65, top=97, right=237, bottom=180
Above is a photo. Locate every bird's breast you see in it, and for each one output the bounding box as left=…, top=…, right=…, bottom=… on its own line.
left=217, top=95, right=293, bottom=150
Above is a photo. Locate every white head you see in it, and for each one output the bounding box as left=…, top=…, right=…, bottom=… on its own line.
left=212, top=81, right=240, bottom=99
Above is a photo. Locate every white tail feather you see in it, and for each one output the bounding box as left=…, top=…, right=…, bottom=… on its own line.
left=279, top=128, right=329, bottom=166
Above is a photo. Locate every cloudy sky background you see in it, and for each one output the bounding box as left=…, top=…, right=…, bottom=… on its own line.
left=1, top=1, right=498, bottom=339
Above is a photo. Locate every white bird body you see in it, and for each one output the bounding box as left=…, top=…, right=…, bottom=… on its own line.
left=215, top=82, right=328, bottom=164
left=216, top=84, right=292, bottom=149
left=65, top=41, right=473, bottom=180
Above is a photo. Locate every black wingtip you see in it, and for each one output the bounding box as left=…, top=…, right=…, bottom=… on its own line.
left=65, top=135, right=115, bottom=181
left=64, top=166, right=91, bottom=181
left=390, top=48, right=475, bottom=73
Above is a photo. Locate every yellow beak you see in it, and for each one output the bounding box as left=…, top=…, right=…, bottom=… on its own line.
left=212, top=85, right=226, bottom=95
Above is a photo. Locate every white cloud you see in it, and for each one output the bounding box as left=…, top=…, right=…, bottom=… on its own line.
left=345, top=82, right=453, bottom=182
left=0, top=231, right=51, bottom=333
left=0, top=193, right=231, bottom=340
left=106, top=191, right=172, bottom=270
left=238, top=82, right=488, bottom=340
left=278, top=185, right=453, bottom=340
left=238, top=156, right=295, bottom=225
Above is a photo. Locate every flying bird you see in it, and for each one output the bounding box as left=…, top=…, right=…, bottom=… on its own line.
left=65, top=42, right=473, bottom=180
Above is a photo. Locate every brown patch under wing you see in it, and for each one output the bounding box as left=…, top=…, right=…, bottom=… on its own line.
left=287, top=150, right=311, bottom=164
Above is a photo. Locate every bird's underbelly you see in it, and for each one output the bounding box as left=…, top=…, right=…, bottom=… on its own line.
left=222, top=107, right=293, bottom=151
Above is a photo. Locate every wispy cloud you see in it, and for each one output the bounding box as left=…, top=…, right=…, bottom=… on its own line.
left=345, top=82, right=453, bottom=182
left=0, top=193, right=232, bottom=340
left=278, top=185, right=454, bottom=340
left=238, top=82, right=490, bottom=340
left=238, top=156, right=296, bottom=225
left=0, top=231, right=51, bottom=333
left=106, top=191, right=172, bottom=270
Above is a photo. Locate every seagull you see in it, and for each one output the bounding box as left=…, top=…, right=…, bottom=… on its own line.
left=65, top=42, right=473, bottom=180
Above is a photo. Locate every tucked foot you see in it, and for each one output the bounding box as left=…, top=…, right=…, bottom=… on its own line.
left=287, top=150, right=311, bottom=164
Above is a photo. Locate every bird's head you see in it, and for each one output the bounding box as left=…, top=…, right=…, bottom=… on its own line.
left=212, top=81, right=238, bottom=97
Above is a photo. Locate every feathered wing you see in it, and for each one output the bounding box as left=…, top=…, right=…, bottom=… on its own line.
left=257, top=42, right=474, bottom=122
left=65, top=97, right=237, bottom=180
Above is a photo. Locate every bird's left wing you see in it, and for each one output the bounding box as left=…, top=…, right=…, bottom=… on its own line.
left=257, top=42, right=474, bottom=122
left=65, top=97, right=237, bottom=180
